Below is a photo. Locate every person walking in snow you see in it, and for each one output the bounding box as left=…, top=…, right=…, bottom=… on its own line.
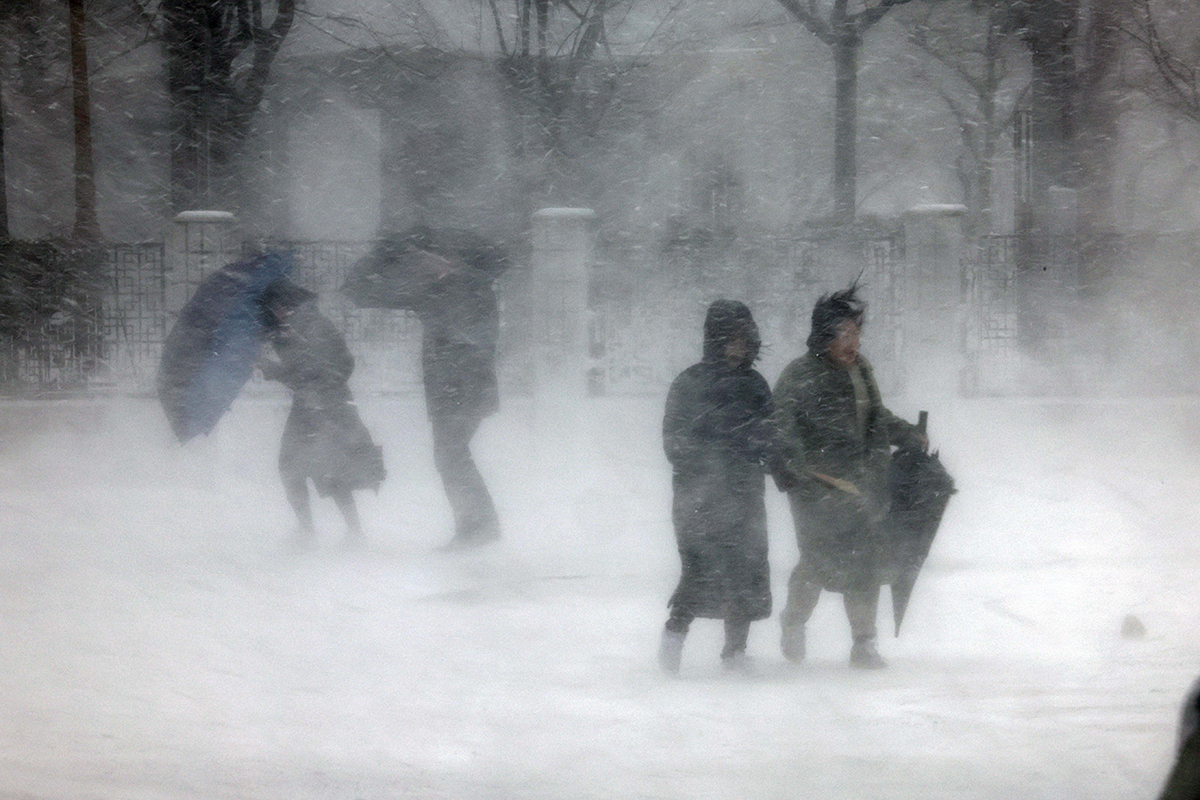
left=658, top=300, right=784, bottom=675
left=772, top=285, right=925, bottom=669
left=259, top=281, right=386, bottom=550
left=345, top=226, right=504, bottom=551
left=1157, top=674, right=1200, bottom=800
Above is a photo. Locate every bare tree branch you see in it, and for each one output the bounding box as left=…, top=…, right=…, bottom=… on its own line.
left=1123, top=2, right=1200, bottom=124
left=855, top=0, right=915, bottom=35
left=910, top=23, right=986, bottom=98
left=486, top=0, right=510, bottom=56
left=774, top=0, right=835, bottom=44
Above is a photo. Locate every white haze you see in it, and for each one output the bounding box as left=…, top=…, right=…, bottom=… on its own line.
left=1, top=358, right=1199, bottom=797
left=4, top=0, right=1200, bottom=796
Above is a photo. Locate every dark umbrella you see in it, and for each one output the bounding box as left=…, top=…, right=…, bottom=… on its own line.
left=342, top=225, right=509, bottom=310
left=886, top=411, right=956, bottom=635
left=156, top=252, right=299, bottom=442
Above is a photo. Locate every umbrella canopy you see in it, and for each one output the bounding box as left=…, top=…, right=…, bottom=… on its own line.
left=886, top=417, right=956, bottom=635
left=156, top=252, right=299, bottom=442
left=342, top=225, right=509, bottom=310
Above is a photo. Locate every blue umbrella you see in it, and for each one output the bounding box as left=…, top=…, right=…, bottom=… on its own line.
left=156, top=252, right=297, bottom=442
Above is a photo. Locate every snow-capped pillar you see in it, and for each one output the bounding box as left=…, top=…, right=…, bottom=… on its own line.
left=530, top=208, right=595, bottom=461
left=902, top=204, right=967, bottom=397
left=165, top=210, right=238, bottom=319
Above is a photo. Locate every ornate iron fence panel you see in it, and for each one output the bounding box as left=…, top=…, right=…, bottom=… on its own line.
left=96, top=243, right=168, bottom=393
left=1, top=244, right=161, bottom=397
left=961, top=235, right=1019, bottom=395
left=0, top=307, right=105, bottom=396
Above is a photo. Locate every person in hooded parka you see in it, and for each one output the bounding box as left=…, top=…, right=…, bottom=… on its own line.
left=657, top=300, right=784, bottom=675
left=259, top=282, right=386, bottom=550
left=773, top=285, right=924, bottom=669
left=1157, top=674, right=1200, bottom=800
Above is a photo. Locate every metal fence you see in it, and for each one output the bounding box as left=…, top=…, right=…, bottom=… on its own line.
left=588, top=231, right=907, bottom=396
left=1, top=243, right=160, bottom=397
left=16, top=229, right=1187, bottom=399
left=960, top=235, right=1019, bottom=396
left=0, top=308, right=105, bottom=395
left=96, top=243, right=168, bottom=392
left=0, top=232, right=910, bottom=398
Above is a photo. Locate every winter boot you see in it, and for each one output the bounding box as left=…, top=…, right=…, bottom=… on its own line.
left=658, top=628, right=686, bottom=675
left=781, top=623, right=806, bottom=663
left=286, top=525, right=316, bottom=553
left=849, top=636, right=887, bottom=670
left=721, top=650, right=755, bottom=676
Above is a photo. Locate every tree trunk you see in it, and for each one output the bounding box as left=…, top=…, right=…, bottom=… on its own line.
left=975, top=6, right=1002, bottom=237
left=69, top=0, right=99, bottom=243
left=1077, top=0, right=1123, bottom=293
left=163, top=0, right=212, bottom=210
left=1026, top=1, right=1079, bottom=219
left=0, top=74, right=8, bottom=241
left=1017, top=0, right=1079, bottom=347
left=832, top=33, right=858, bottom=225
left=162, top=0, right=294, bottom=214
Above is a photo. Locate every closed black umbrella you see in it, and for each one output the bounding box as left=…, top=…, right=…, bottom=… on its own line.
left=886, top=411, right=956, bottom=635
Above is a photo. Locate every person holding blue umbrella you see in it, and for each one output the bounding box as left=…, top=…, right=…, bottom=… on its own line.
left=258, top=280, right=386, bottom=550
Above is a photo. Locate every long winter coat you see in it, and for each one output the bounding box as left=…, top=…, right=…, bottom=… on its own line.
left=268, top=305, right=385, bottom=496
left=773, top=351, right=921, bottom=593
left=663, top=310, right=778, bottom=622
left=413, top=273, right=500, bottom=422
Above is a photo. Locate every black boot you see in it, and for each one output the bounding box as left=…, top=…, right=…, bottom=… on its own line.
left=658, top=628, right=686, bottom=675
left=849, top=636, right=887, bottom=669
left=781, top=623, right=806, bottom=663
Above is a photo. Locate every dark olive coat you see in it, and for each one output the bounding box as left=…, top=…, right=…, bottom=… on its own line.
left=662, top=306, right=778, bottom=623
left=773, top=351, right=921, bottom=593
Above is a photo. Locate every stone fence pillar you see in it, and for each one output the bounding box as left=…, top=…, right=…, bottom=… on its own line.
left=530, top=208, right=595, bottom=457
left=902, top=204, right=967, bottom=397
left=165, top=210, right=238, bottom=318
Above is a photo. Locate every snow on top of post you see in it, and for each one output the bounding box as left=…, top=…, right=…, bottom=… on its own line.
left=905, top=204, right=968, bottom=217
left=533, top=208, right=596, bottom=219
left=173, top=211, right=237, bottom=224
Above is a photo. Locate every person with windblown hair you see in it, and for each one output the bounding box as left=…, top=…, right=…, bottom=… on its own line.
left=658, top=300, right=784, bottom=675
left=773, top=285, right=925, bottom=669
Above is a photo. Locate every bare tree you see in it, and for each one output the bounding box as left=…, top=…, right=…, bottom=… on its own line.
left=1008, top=0, right=1079, bottom=221
left=0, top=0, right=41, bottom=242
left=1075, top=0, right=1126, bottom=289
left=910, top=1, right=1025, bottom=236
left=772, top=0, right=917, bottom=225
left=153, top=0, right=296, bottom=211
left=1122, top=0, right=1200, bottom=126
left=487, top=0, right=685, bottom=205
left=68, top=0, right=100, bottom=243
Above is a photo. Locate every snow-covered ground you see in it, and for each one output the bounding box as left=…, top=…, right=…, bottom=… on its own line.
left=2, top=390, right=1199, bottom=799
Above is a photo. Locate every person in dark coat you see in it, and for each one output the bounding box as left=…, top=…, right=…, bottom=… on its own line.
left=344, top=226, right=504, bottom=550
left=1157, top=674, right=1200, bottom=800
left=658, top=300, right=782, bottom=675
left=772, top=285, right=924, bottom=669
left=259, top=281, right=386, bottom=550
left=418, top=269, right=501, bottom=550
